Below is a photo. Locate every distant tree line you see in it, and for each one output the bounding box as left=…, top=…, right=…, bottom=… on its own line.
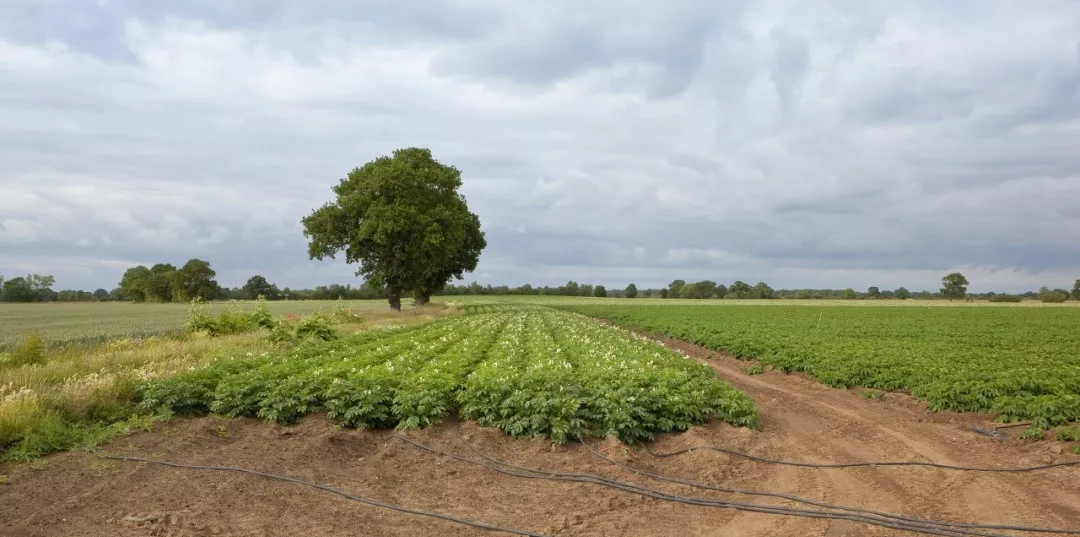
left=3, top=270, right=1080, bottom=304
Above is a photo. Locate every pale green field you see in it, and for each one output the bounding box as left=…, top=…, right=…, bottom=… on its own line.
left=0, top=300, right=397, bottom=350
left=438, top=295, right=1076, bottom=307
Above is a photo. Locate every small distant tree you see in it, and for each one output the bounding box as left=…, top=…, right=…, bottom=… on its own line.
left=867, top=286, right=880, bottom=299
left=93, top=288, right=109, bottom=301
left=894, top=287, right=911, bottom=300
left=794, top=290, right=812, bottom=299
left=243, top=275, right=280, bottom=300
left=715, top=284, right=728, bottom=298
left=593, top=285, right=607, bottom=297
left=624, top=283, right=638, bottom=299
left=659, top=288, right=669, bottom=299
left=841, top=288, right=857, bottom=300
left=728, top=280, right=753, bottom=299
left=1072, top=279, right=1080, bottom=301
left=1038, top=287, right=1069, bottom=303
left=752, top=281, right=775, bottom=299
left=667, top=280, right=686, bottom=299
left=940, top=272, right=969, bottom=300
left=918, top=290, right=934, bottom=300
left=175, top=259, right=221, bottom=301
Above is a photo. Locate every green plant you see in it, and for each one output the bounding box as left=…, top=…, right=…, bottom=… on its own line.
left=295, top=313, right=337, bottom=341
left=249, top=297, right=276, bottom=329
left=861, top=389, right=884, bottom=400
left=988, top=294, right=1022, bottom=303
left=1057, top=426, right=1080, bottom=442
left=1019, top=425, right=1047, bottom=440
left=744, top=364, right=764, bottom=375
left=4, top=332, right=47, bottom=368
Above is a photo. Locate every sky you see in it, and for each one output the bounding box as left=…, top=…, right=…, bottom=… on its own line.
left=1, top=1, right=1079, bottom=293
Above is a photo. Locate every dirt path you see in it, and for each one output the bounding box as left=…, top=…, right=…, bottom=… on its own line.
left=2, top=335, right=1079, bottom=537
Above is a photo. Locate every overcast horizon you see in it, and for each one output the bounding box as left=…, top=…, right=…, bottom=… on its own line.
left=2, top=1, right=1079, bottom=293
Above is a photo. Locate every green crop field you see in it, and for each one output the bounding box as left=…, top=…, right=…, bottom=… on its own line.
left=138, top=306, right=758, bottom=444
left=564, top=304, right=1080, bottom=430
left=0, top=300, right=397, bottom=351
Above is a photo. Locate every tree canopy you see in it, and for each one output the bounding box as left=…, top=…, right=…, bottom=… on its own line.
left=940, top=272, right=969, bottom=300
left=302, top=148, right=486, bottom=310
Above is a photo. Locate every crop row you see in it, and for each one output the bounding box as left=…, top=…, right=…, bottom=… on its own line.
left=137, top=308, right=758, bottom=443
left=565, top=304, right=1080, bottom=430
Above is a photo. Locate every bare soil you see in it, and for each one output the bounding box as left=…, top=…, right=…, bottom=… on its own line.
left=2, top=335, right=1079, bottom=537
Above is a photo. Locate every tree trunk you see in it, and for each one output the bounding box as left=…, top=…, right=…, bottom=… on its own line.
left=415, top=294, right=430, bottom=306
left=388, top=294, right=402, bottom=312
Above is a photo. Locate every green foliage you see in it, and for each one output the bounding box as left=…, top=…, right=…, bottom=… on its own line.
left=1, top=332, right=46, bottom=368
left=1056, top=426, right=1080, bottom=442
left=183, top=299, right=255, bottom=336
left=624, top=283, right=638, bottom=299
left=1, top=274, right=55, bottom=303
left=564, top=304, right=1080, bottom=428
left=941, top=272, right=969, bottom=300
left=1073, top=280, right=1080, bottom=301
left=861, top=389, right=884, bottom=400
left=745, top=363, right=764, bottom=375
left=1019, top=425, right=1047, bottom=440
left=593, top=285, right=607, bottom=298
left=840, top=289, right=857, bottom=300
left=894, top=287, right=911, bottom=299
left=243, top=275, right=280, bottom=300
left=989, top=294, right=1022, bottom=303
left=295, top=313, right=337, bottom=341
left=1038, top=287, right=1069, bottom=303
left=302, top=147, right=486, bottom=310
left=867, top=287, right=880, bottom=298
left=136, top=308, right=758, bottom=444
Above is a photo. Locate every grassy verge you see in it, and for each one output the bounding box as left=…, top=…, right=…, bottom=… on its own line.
left=0, top=303, right=452, bottom=462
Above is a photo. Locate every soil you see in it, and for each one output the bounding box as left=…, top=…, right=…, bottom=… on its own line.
left=2, top=334, right=1079, bottom=537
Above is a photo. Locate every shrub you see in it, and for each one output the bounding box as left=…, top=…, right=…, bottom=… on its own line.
left=249, top=297, right=276, bottom=329
left=1, top=333, right=47, bottom=368
left=295, top=313, right=337, bottom=341
left=988, top=294, right=1021, bottom=303
left=1057, top=426, right=1080, bottom=442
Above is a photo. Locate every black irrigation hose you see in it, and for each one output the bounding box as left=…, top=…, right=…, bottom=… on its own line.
left=579, top=440, right=1080, bottom=535
left=99, top=454, right=550, bottom=537
left=645, top=445, right=1080, bottom=472
left=396, top=434, right=1002, bottom=537
left=399, top=436, right=1002, bottom=535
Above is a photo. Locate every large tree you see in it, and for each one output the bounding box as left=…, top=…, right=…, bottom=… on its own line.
left=624, top=283, right=638, bottom=299
left=174, top=259, right=221, bottom=301
left=940, top=272, right=969, bottom=300
left=302, top=147, right=486, bottom=311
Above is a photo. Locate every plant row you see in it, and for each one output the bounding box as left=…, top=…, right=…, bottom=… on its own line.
left=138, top=308, right=758, bottom=443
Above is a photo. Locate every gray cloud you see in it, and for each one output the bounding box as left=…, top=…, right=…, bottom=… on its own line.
left=1, top=1, right=1079, bottom=294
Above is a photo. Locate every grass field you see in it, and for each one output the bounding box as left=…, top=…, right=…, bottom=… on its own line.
left=0, top=300, right=399, bottom=351
left=565, top=304, right=1080, bottom=432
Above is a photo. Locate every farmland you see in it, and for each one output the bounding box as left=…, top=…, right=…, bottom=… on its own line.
left=139, top=307, right=758, bottom=444
left=0, top=300, right=396, bottom=351
left=565, top=304, right=1080, bottom=432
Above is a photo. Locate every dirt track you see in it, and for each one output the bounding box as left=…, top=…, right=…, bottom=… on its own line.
left=2, top=335, right=1079, bottom=537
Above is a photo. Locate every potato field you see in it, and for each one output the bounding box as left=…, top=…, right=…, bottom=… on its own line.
left=566, top=304, right=1080, bottom=430
left=137, top=306, right=759, bottom=444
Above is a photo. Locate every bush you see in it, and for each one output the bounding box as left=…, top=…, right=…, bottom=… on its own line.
left=295, top=313, right=337, bottom=341
left=1, top=333, right=47, bottom=368
left=988, top=294, right=1022, bottom=303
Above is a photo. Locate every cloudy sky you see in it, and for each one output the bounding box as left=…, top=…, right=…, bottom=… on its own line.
left=2, top=1, right=1079, bottom=293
